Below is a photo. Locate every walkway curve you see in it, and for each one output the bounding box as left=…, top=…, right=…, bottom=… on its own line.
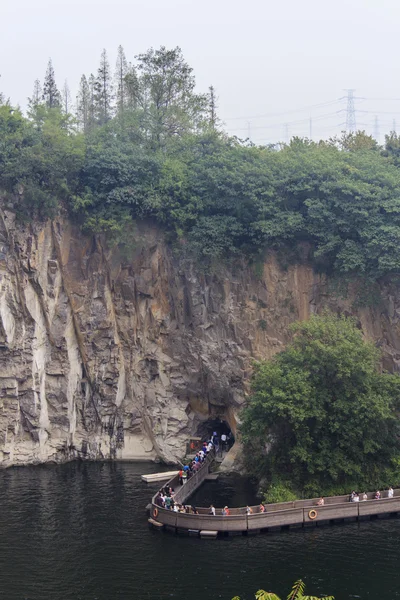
left=149, top=458, right=400, bottom=536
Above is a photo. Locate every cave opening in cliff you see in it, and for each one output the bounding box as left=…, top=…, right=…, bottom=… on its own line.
left=196, top=418, right=234, bottom=450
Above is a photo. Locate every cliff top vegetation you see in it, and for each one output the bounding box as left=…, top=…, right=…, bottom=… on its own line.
left=2, top=47, right=400, bottom=281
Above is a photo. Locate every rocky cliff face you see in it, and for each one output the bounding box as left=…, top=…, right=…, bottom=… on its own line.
left=0, top=209, right=399, bottom=466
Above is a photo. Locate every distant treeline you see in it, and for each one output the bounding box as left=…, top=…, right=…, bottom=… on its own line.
left=2, top=45, right=400, bottom=280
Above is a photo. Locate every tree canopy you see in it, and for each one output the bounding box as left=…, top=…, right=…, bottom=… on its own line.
left=241, top=313, right=400, bottom=496
left=2, top=47, right=400, bottom=281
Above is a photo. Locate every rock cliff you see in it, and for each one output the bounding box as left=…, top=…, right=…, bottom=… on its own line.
left=0, top=209, right=399, bottom=466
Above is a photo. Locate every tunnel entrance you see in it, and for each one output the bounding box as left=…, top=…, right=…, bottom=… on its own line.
left=195, top=418, right=234, bottom=453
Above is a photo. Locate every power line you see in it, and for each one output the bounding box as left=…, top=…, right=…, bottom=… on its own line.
left=223, top=98, right=341, bottom=121
left=228, top=110, right=341, bottom=132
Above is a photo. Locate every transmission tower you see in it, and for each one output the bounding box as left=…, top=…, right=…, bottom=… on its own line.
left=344, top=89, right=357, bottom=132
left=373, top=115, right=380, bottom=143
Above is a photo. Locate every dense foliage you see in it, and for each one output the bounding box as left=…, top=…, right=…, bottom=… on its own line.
left=2, top=47, right=400, bottom=279
left=241, top=314, right=400, bottom=497
left=233, top=579, right=334, bottom=600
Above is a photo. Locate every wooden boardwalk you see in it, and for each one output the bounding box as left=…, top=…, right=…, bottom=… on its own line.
left=149, top=455, right=400, bottom=537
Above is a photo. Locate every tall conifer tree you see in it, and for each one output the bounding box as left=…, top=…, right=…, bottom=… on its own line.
left=125, top=64, right=140, bottom=112
left=88, top=74, right=96, bottom=131
left=76, top=75, right=90, bottom=132
left=115, top=45, right=128, bottom=116
left=29, top=79, right=42, bottom=107
left=42, top=59, right=61, bottom=108
left=94, top=49, right=113, bottom=124
left=62, top=80, right=72, bottom=114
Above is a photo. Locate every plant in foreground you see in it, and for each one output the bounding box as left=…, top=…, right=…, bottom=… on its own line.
left=232, top=578, right=334, bottom=600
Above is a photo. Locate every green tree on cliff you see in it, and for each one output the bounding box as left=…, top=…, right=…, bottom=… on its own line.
left=135, top=46, right=208, bottom=145
left=241, top=313, right=400, bottom=493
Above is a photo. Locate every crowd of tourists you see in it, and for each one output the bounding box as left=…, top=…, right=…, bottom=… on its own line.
left=154, top=436, right=217, bottom=512
left=154, top=484, right=200, bottom=514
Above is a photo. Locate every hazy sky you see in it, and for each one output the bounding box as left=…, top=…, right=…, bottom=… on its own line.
left=2, top=0, right=400, bottom=143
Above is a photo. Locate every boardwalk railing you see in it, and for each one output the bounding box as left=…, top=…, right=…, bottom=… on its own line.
left=150, top=470, right=400, bottom=534
left=151, top=449, right=215, bottom=508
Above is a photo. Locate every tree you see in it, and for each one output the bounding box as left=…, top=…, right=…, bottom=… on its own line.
left=124, top=64, right=140, bottom=111
left=76, top=75, right=90, bottom=132
left=241, top=313, right=400, bottom=493
left=115, top=45, right=128, bottom=116
left=88, top=74, right=96, bottom=130
left=94, top=49, right=113, bottom=125
left=28, top=79, right=42, bottom=111
left=61, top=80, right=72, bottom=114
left=136, top=46, right=208, bottom=145
left=232, top=579, right=334, bottom=600
left=327, top=130, right=378, bottom=151
left=42, top=59, right=61, bottom=109
left=208, top=85, right=219, bottom=129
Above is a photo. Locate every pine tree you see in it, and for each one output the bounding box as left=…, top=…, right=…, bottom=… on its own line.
left=27, top=79, right=43, bottom=121
left=61, top=80, right=72, bottom=114
left=76, top=75, right=90, bottom=131
left=115, top=45, right=128, bottom=116
left=42, top=59, right=61, bottom=109
left=88, top=74, right=96, bottom=131
left=125, top=64, right=140, bottom=112
left=94, top=49, right=113, bottom=124
left=29, top=79, right=42, bottom=108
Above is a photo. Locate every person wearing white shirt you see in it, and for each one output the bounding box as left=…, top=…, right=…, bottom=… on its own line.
left=388, top=486, right=394, bottom=498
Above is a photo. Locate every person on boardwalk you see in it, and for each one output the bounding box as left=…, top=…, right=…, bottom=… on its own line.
left=353, top=493, right=360, bottom=502
left=222, top=506, right=230, bottom=516
left=388, top=486, right=394, bottom=499
left=362, top=492, right=368, bottom=501
left=209, top=504, right=216, bottom=516
left=246, top=505, right=253, bottom=515
left=374, top=490, right=381, bottom=499
left=259, top=503, right=266, bottom=513
left=317, top=497, right=324, bottom=506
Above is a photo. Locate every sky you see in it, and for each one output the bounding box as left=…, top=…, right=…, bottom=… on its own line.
left=2, top=0, right=400, bottom=144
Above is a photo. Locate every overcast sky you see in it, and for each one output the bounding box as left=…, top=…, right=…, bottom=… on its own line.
left=2, top=0, right=400, bottom=143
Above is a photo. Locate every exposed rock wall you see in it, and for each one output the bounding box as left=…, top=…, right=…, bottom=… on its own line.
left=0, top=210, right=399, bottom=466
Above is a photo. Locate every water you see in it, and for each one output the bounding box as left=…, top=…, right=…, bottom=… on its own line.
left=0, top=461, right=398, bottom=600
left=188, top=472, right=259, bottom=508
